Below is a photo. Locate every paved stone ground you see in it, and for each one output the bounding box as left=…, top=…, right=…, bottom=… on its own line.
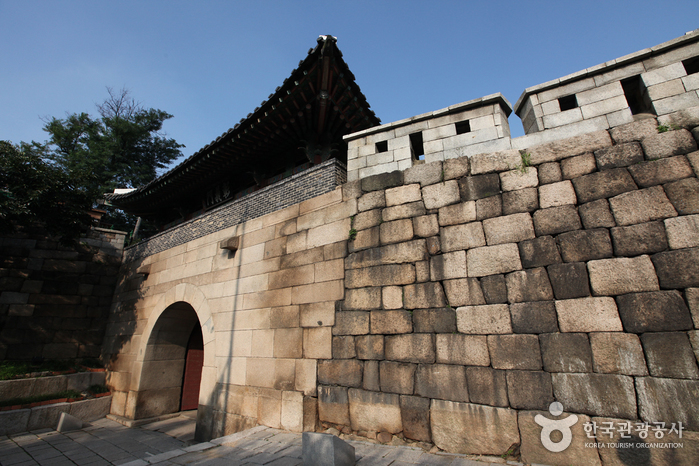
left=0, top=414, right=526, bottom=466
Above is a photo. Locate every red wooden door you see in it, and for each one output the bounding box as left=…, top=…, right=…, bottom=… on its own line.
left=180, top=326, right=204, bottom=411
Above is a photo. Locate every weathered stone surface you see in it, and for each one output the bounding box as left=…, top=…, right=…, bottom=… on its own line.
left=589, top=332, right=648, bottom=375
left=443, top=278, right=485, bottom=307
left=611, top=221, right=668, bottom=257
left=480, top=274, right=508, bottom=304
left=346, top=240, right=428, bottom=269
left=412, top=215, right=439, bottom=238
left=430, top=251, right=467, bottom=281
left=344, top=287, right=382, bottom=310
left=587, top=256, right=659, bottom=296
left=440, top=222, right=485, bottom=252
left=506, top=370, right=553, bottom=410
left=385, top=184, right=421, bottom=207
left=370, top=310, right=412, bottom=334
left=458, top=173, right=501, bottom=201
left=616, top=290, right=693, bottom=333
left=435, top=334, right=490, bottom=366
left=609, top=118, right=658, bottom=144
left=539, top=180, right=578, bottom=208
left=355, top=335, right=384, bottom=360
left=362, top=171, right=403, bottom=192
left=528, top=130, right=612, bottom=164
left=641, top=129, right=697, bottom=159
left=430, top=399, right=520, bottom=455
left=504, top=268, right=554, bottom=303
left=499, top=167, right=538, bottom=192
left=318, top=360, right=362, bottom=388
left=456, top=304, right=512, bottom=334
left=443, top=156, right=470, bottom=180
left=404, top=161, right=443, bottom=186
left=437, top=201, right=477, bottom=226
left=425, top=237, right=440, bottom=256
left=358, top=191, right=386, bottom=212
left=572, top=168, right=637, bottom=203
left=403, top=282, right=446, bottom=309
left=382, top=286, right=402, bottom=310
left=333, top=336, right=356, bottom=359
left=333, top=311, right=370, bottom=335
left=379, top=361, right=416, bottom=395
left=641, top=332, right=699, bottom=379
left=345, top=264, right=415, bottom=288
left=519, top=411, right=600, bottom=466
left=488, top=334, right=542, bottom=370
left=385, top=334, right=435, bottom=364
left=467, top=243, right=522, bottom=277
left=627, top=155, right=694, bottom=187
left=555, top=297, right=623, bottom=332
left=666, top=214, right=699, bottom=249
left=380, top=218, right=414, bottom=245
left=688, top=288, right=699, bottom=327
left=475, top=195, right=502, bottom=220
left=636, top=377, right=699, bottom=430
left=412, top=308, right=456, bottom=333
left=382, top=201, right=426, bottom=222
left=533, top=205, right=582, bottom=236
left=400, top=395, right=431, bottom=442
left=561, top=152, right=597, bottom=180
left=557, top=229, right=613, bottom=262
left=518, top=236, right=561, bottom=268
left=609, top=185, right=678, bottom=226
left=318, top=385, right=350, bottom=426
left=471, top=149, right=522, bottom=175
left=465, top=367, right=508, bottom=407
left=482, top=213, right=535, bottom=245
left=664, top=177, right=699, bottom=214
left=579, top=199, right=616, bottom=229
left=540, top=333, right=593, bottom=373
left=422, top=181, right=460, bottom=210
left=652, top=248, right=699, bottom=288
left=552, top=373, right=637, bottom=419
left=348, top=388, right=402, bottom=433
left=302, top=432, right=356, bottom=466
left=537, top=162, right=562, bottom=184
left=502, top=187, right=539, bottom=214
left=415, top=364, right=468, bottom=402
left=509, top=301, right=559, bottom=334
left=415, top=260, right=429, bottom=282
left=547, top=262, right=590, bottom=299
left=595, top=142, right=644, bottom=169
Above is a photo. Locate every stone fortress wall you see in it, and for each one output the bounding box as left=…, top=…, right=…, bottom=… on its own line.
left=103, top=30, right=699, bottom=464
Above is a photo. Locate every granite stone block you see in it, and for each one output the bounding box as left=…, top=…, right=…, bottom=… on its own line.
left=539, top=332, right=594, bottom=373
left=547, top=262, right=591, bottom=299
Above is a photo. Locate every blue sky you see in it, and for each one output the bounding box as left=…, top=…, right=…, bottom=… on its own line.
left=1, top=1, right=697, bottom=170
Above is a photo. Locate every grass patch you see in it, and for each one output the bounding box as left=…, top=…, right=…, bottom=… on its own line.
left=0, top=359, right=104, bottom=380
left=0, top=390, right=83, bottom=408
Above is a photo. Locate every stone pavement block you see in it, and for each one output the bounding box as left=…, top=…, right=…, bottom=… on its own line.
left=539, top=332, right=593, bottom=373
left=616, top=290, right=693, bottom=333
left=557, top=228, right=613, bottom=262
left=506, top=370, right=553, bottom=410
left=590, top=332, right=648, bottom=376
left=641, top=129, right=697, bottom=159
left=641, top=332, right=699, bottom=379
left=611, top=221, right=668, bottom=256
left=302, top=432, right=355, bottom=466
left=547, top=262, right=590, bottom=299
left=572, top=168, right=637, bottom=204
left=430, top=399, right=519, bottom=456
left=505, top=267, right=554, bottom=303
left=587, top=255, right=659, bottom=296
left=595, top=142, right=644, bottom=169
left=628, top=155, right=694, bottom=187
left=665, top=177, right=699, bottom=214
left=553, top=372, right=637, bottom=419
left=652, top=247, right=699, bottom=288
left=533, top=205, right=582, bottom=236
left=456, top=304, right=512, bottom=335
left=555, top=296, right=623, bottom=332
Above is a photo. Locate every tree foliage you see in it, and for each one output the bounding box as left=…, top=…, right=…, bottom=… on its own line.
left=0, top=141, right=93, bottom=243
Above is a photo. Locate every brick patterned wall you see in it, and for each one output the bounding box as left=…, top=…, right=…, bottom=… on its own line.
left=321, top=112, right=699, bottom=464
left=124, top=158, right=346, bottom=262
left=0, top=227, right=126, bottom=361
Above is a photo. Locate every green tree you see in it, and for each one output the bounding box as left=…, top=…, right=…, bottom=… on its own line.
left=44, top=88, right=184, bottom=201
left=0, top=141, right=93, bottom=243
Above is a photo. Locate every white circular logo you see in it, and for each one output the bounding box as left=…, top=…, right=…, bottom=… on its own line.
left=534, top=402, right=579, bottom=452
